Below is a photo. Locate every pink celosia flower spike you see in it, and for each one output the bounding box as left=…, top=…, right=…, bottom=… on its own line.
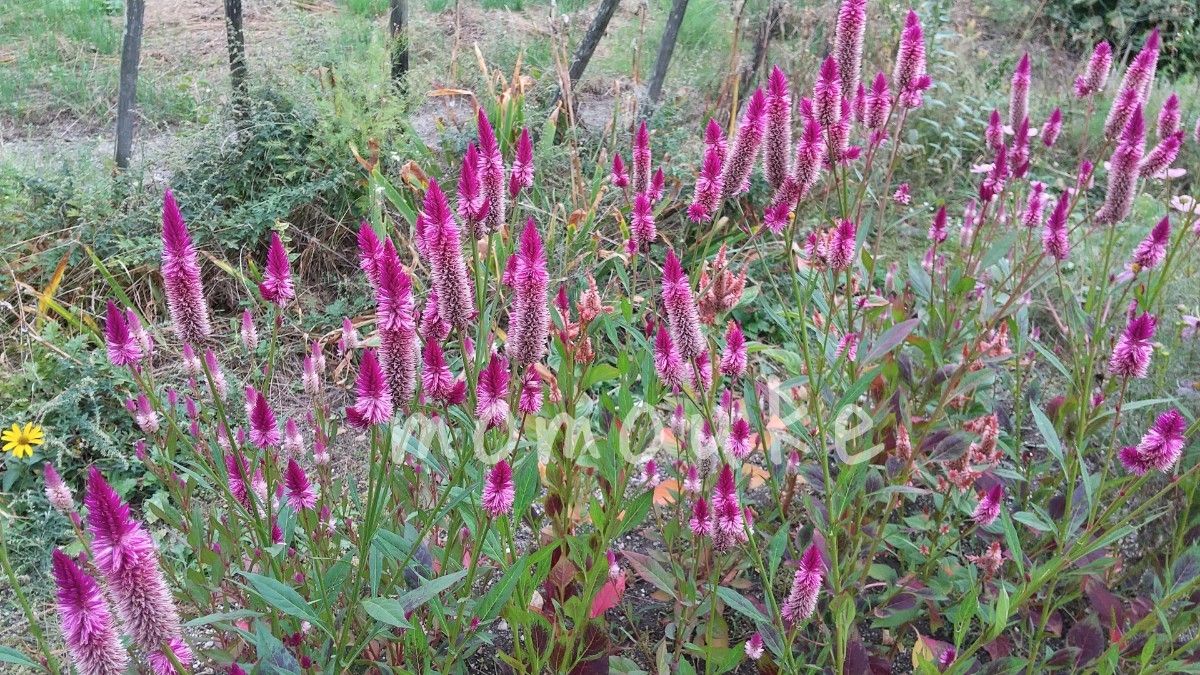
left=477, top=109, right=506, bottom=233
left=1009, top=53, right=1031, bottom=131
left=1104, top=36, right=1158, bottom=138
left=650, top=167, right=665, bottom=203
left=421, top=179, right=476, bottom=330
left=1120, top=409, right=1187, bottom=475
left=865, top=72, right=891, bottom=131
left=828, top=220, right=858, bottom=270
left=711, top=464, right=747, bottom=550
left=1043, top=192, right=1070, bottom=261
left=985, top=110, right=1004, bottom=151
left=972, top=483, right=1003, bottom=526
left=508, top=127, right=534, bottom=198
left=1157, top=93, right=1181, bottom=138
left=375, top=240, right=418, bottom=406
left=1074, top=41, right=1112, bottom=98
left=653, top=324, right=686, bottom=389
left=482, top=459, right=515, bottom=517
left=929, top=205, right=948, bottom=244
left=1096, top=106, right=1146, bottom=225
left=1131, top=216, right=1171, bottom=270
left=893, top=11, right=931, bottom=108
left=518, top=369, right=543, bottom=415
left=720, top=321, right=747, bottom=378
left=813, top=56, right=843, bottom=129
left=722, top=88, right=768, bottom=197
left=241, top=309, right=258, bottom=351
left=610, top=153, right=630, bottom=189
left=421, top=340, right=456, bottom=402
left=763, top=65, right=793, bottom=190
left=52, top=549, right=131, bottom=675
left=249, top=390, right=281, bottom=448
left=632, top=120, right=652, bottom=194
left=85, top=468, right=192, bottom=672
left=104, top=300, right=142, bottom=367
left=631, top=191, right=657, bottom=251
left=662, top=249, right=706, bottom=361
left=284, top=458, right=317, bottom=511
left=506, top=219, right=551, bottom=366
left=160, top=188, right=211, bottom=344
left=1042, top=107, right=1063, bottom=147
left=458, top=143, right=487, bottom=237
left=1139, top=130, right=1184, bottom=178
left=765, top=116, right=826, bottom=235
left=745, top=632, right=765, bottom=661
left=689, top=496, right=712, bottom=536
left=347, top=348, right=394, bottom=428
left=833, top=0, right=868, bottom=101
left=475, top=353, right=511, bottom=430
left=357, top=220, right=383, bottom=287
left=44, top=464, right=75, bottom=513
left=688, top=140, right=726, bottom=222
left=1021, top=182, right=1046, bottom=229
left=1109, top=312, right=1157, bottom=379
left=259, top=232, right=295, bottom=307
left=782, top=544, right=825, bottom=624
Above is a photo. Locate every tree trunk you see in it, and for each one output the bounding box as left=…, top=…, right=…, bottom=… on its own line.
left=568, top=0, right=620, bottom=85
left=389, top=0, right=409, bottom=87
left=738, top=0, right=783, bottom=97
left=646, top=0, right=689, bottom=107
left=224, top=0, right=249, bottom=121
left=114, top=0, right=145, bottom=170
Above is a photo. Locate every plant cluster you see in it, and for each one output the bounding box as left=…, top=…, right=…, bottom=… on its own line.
left=6, top=1, right=1200, bottom=673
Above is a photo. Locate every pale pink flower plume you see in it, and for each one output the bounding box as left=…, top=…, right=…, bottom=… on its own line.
left=972, top=483, right=1003, bottom=526
left=258, top=231, right=295, bottom=306
left=1157, top=92, right=1181, bottom=138
left=482, top=459, right=515, bottom=517
left=745, top=632, right=765, bottom=661
left=160, top=188, right=211, bottom=344
left=1109, top=312, right=1156, bottom=379
left=1120, top=409, right=1187, bottom=475
left=44, top=464, right=75, bottom=513
left=506, top=219, right=551, bottom=366
left=420, top=179, right=476, bottom=330
left=1008, top=53, right=1031, bottom=131
left=477, top=108, right=507, bottom=233
left=662, top=249, right=706, bottom=361
left=476, top=353, right=511, bottom=430
left=1074, top=41, right=1112, bottom=98
left=1140, top=130, right=1184, bottom=178
left=782, top=544, right=825, bottom=624
left=893, top=11, right=931, bottom=108
left=52, top=549, right=131, bottom=675
left=241, top=309, right=258, bottom=351
left=632, top=120, right=652, bottom=194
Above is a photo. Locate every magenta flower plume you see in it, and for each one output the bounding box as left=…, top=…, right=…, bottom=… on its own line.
left=506, top=219, right=551, bottom=366
left=893, top=11, right=931, bottom=108
left=688, top=141, right=726, bottom=222
left=650, top=167, right=666, bottom=203
left=1096, top=106, right=1146, bottom=224
left=729, top=418, right=753, bottom=459
left=745, top=633, right=765, bottom=661
left=813, top=56, right=843, bottom=128
left=929, top=205, right=948, bottom=244
left=633, top=120, right=653, bottom=194
left=1108, top=312, right=1157, bottom=379
left=477, top=109, right=507, bottom=234
left=160, top=188, right=211, bottom=344
left=421, top=179, right=476, bottom=330
left=828, top=219, right=857, bottom=270
left=508, top=127, right=535, bottom=198
left=1121, top=409, right=1188, bottom=475
left=458, top=143, right=488, bottom=235
left=357, top=220, right=384, bottom=287
left=52, top=549, right=131, bottom=675
left=722, top=88, right=767, bottom=197
left=833, top=0, right=868, bottom=100
left=1021, top=182, right=1046, bottom=229
left=689, top=496, right=713, bottom=536
left=1139, top=130, right=1183, bottom=178
left=865, top=72, right=891, bottom=130
left=1157, top=92, right=1181, bottom=138
left=1042, top=107, right=1063, bottom=147
left=475, top=353, right=511, bottom=430
left=765, top=117, right=825, bottom=234
left=348, top=349, right=394, bottom=427
left=985, top=110, right=1004, bottom=151
left=720, top=321, right=747, bottom=378
left=249, top=390, right=280, bottom=448
left=375, top=240, right=418, bottom=405
left=259, top=232, right=295, bottom=306
left=420, top=291, right=451, bottom=343
left=1010, top=116, right=1031, bottom=178
left=104, top=300, right=142, bottom=367
left=1008, top=53, right=1031, bottom=131
left=631, top=191, right=657, bottom=251
left=1074, top=41, right=1112, bottom=98
left=284, top=458, right=317, bottom=511
left=711, top=464, right=746, bottom=550
left=1043, top=192, right=1070, bottom=261
left=85, top=469, right=191, bottom=669
left=482, top=459, right=515, bottom=517
left=654, top=324, right=686, bottom=389
left=610, top=153, right=630, bottom=189
left=1131, top=216, right=1171, bottom=270
left=1195, top=116, right=1200, bottom=144
left=705, top=117, right=728, bottom=165
left=972, top=483, right=1003, bottom=526
left=853, top=82, right=866, bottom=124
left=763, top=65, right=793, bottom=189
left=782, top=544, right=825, bottom=624
left=662, top=249, right=706, bottom=361
left=421, top=340, right=455, bottom=402
left=1104, top=41, right=1158, bottom=138
left=518, top=369, right=543, bottom=415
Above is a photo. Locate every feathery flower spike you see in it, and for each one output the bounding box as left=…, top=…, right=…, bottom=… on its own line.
left=662, top=249, right=706, bottom=361
left=259, top=232, right=295, bottom=306
left=763, top=65, right=793, bottom=189
left=284, top=458, right=317, bottom=511
left=782, top=545, right=825, bottom=624
left=104, top=300, right=142, bottom=367
left=483, top=460, right=515, bottom=516
left=972, top=483, right=1003, bottom=526
left=52, top=549, right=131, bottom=675
left=161, top=189, right=211, bottom=344
left=1108, top=312, right=1157, bottom=379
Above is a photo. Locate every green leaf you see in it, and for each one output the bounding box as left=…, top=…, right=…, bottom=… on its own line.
left=617, top=489, right=654, bottom=538
left=0, top=647, right=41, bottom=670
left=476, top=555, right=531, bottom=622
left=1030, top=403, right=1064, bottom=470
left=361, top=597, right=415, bottom=629
left=988, top=587, right=1010, bottom=640
left=184, top=608, right=262, bottom=627
left=239, top=572, right=327, bottom=634
left=395, top=569, right=470, bottom=614
left=863, top=318, right=920, bottom=363
left=716, top=586, right=769, bottom=623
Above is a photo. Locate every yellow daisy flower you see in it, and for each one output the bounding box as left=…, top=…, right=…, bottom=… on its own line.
left=2, top=423, right=44, bottom=459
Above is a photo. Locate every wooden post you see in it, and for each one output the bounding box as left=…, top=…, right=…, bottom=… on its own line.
left=114, top=0, right=145, bottom=170
left=646, top=0, right=689, bottom=107
left=550, top=0, right=620, bottom=113
left=224, top=0, right=249, bottom=121
left=390, top=0, right=409, bottom=87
